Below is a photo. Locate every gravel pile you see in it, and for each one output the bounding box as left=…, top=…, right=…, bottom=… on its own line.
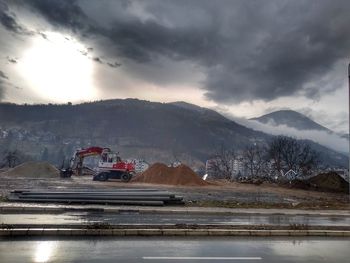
left=1, top=161, right=60, bottom=178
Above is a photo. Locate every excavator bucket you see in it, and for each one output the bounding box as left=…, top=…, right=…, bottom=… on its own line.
left=59, top=159, right=73, bottom=178
left=60, top=168, right=73, bottom=178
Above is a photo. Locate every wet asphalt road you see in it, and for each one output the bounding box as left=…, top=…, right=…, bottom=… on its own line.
left=1, top=212, right=349, bottom=226
left=0, top=236, right=349, bottom=263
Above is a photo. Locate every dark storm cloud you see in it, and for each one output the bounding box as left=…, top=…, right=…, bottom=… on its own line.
left=0, top=81, right=4, bottom=100
left=107, top=62, right=122, bottom=68
left=0, top=68, right=22, bottom=99
left=105, top=19, right=221, bottom=64
left=38, top=31, right=48, bottom=40
left=0, top=70, right=9, bottom=79
left=0, top=70, right=8, bottom=100
left=19, top=0, right=92, bottom=33
left=197, top=0, right=350, bottom=103
left=6, top=56, right=17, bottom=64
left=0, top=11, right=22, bottom=33
left=0, top=0, right=33, bottom=35
left=10, top=0, right=350, bottom=103
left=93, top=57, right=123, bottom=69
left=92, top=57, right=103, bottom=64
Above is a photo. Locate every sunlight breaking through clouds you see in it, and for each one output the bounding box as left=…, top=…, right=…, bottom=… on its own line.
left=17, top=31, right=96, bottom=103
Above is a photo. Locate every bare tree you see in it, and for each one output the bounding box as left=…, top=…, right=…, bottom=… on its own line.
left=210, top=144, right=236, bottom=180
left=268, top=136, right=319, bottom=179
left=297, top=142, right=319, bottom=177
left=281, top=137, right=301, bottom=172
left=242, top=144, right=267, bottom=178
left=3, top=150, right=19, bottom=168
left=268, top=136, right=287, bottom=178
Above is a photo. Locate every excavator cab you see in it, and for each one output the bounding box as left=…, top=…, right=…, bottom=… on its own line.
left=99, top=152, right=122, bottom=165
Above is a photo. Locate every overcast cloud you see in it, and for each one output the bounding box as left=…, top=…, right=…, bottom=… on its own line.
left=4, top=0, right=349, bottom=100
left=0, top=70, right=7, bottom=99
left=0, top=0, right=349, bottom=132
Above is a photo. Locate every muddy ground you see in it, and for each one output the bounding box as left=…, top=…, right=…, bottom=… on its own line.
left=0, top=174, right=348, bottom=210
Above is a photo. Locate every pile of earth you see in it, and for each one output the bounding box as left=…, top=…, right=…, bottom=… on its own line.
left=289, top=172, right=349, bottom=193
left=132, top=163, right=210, bottom=186
left=1, top=161, right=60, bottom=178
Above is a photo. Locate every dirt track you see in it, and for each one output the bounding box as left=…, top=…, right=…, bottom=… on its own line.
left=0, top=174, right=348, bottom=209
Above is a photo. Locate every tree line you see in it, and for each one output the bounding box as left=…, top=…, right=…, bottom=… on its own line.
left=209, top=135, right=319, bottom=181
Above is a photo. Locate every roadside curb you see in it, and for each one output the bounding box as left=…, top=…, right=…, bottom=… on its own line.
left=1, top=228, right=350, bottom=237
left=1, top=206, right=349, bottom=217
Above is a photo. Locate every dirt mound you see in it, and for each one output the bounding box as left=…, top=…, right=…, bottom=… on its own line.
left=132, top=163, right=209, bottom=186
left=1, top=161, right=60, bottom=178
left=286, top=179, right=311, bottom=190
left=307, top=172, right=349, bottom=193
left=289, top=172, right=349, bottom=193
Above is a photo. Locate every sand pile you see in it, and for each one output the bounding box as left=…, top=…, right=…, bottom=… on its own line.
left=132, top=163, right=209, bottom=186
left=1, top=161, right=60, bottom=178
left=289, top=172, right=349, bottom=193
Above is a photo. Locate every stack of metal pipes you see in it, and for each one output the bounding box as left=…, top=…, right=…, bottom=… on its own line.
left=8, top=189, right=184, bottom=206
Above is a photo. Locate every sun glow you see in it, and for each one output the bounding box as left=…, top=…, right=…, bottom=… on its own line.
left=18, top=32, right=96, bottom=102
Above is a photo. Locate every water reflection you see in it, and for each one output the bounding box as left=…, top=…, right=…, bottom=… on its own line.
left=2, top=212, right=347, bottom=226
left=270, top=238, right=350, bottom=259
left=34, top=241, right=56, bottom=263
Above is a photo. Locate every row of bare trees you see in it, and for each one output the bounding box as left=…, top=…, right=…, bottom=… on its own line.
left=210, top=136, right=319, bottom=181
left=268, top=136, right=319, bottom=179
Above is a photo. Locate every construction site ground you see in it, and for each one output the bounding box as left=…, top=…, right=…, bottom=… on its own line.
left=0, top=175, right=349, bottom=210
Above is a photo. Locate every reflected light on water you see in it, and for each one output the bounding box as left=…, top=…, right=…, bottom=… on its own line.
left=34, top=241, right=55, bottom=263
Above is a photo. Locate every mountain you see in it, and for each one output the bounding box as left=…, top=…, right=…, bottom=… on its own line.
left=0, top=99, right=267, bottom=164
left=168, top=101, right=206, bottom=112
left=251, top=110, right=332, bottom=132
left=0, top=99, right=347, bottom=168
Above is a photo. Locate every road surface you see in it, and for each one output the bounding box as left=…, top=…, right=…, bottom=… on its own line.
left=1, top=211, right=349, bottom=226
left=0, top=236, right=349, bottom=263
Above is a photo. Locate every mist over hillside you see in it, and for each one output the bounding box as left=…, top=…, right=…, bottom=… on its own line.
left=251, top=110, right=332, bottom=132
left=233, top=110, right=348, bottom=154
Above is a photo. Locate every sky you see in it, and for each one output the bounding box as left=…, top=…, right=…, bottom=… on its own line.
left=0, top=0, right=349, bottom=133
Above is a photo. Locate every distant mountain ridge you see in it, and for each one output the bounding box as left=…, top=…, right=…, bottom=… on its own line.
left=169, top=101, right=205, bottom=112
left=0, top=99, right=267, bottom=164
left=0, top=99, right=347, bottom=168
left=251, top=110, right=332, bottom=132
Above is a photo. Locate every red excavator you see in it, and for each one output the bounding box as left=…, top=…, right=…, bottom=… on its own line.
left=60, top=146, right=135, bottom=182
